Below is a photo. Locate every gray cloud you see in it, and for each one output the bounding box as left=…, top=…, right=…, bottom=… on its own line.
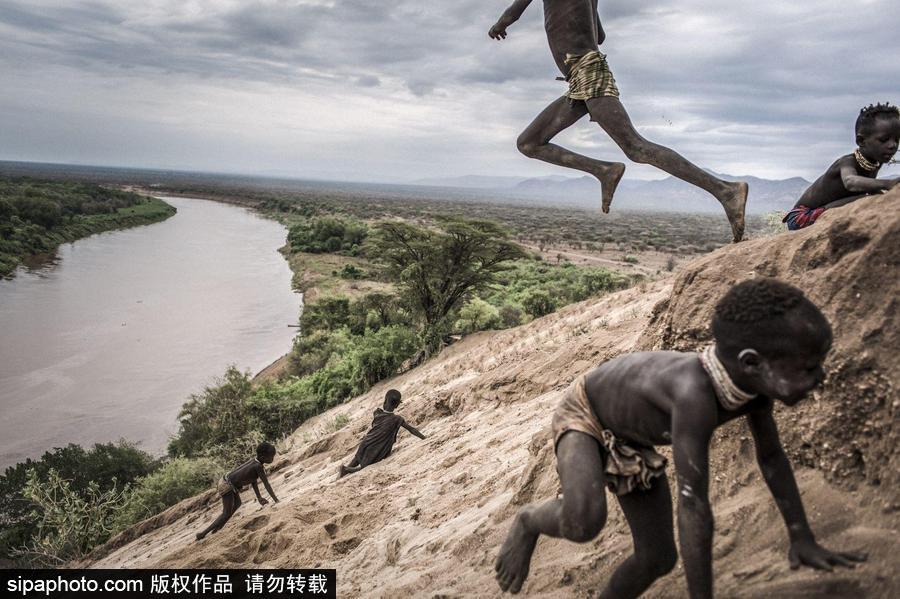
left=0, top=1, right=897, bottom=182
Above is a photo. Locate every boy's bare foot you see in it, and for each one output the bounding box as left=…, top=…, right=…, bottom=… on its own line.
left=495, top=509, right=539, bottom=594
left=716, top=181, right=749, bottom=242
left=596, top=162, right=626, bottom=213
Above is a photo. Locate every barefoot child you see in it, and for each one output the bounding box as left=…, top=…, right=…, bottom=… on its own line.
left=196, top=442, right=279, bottom=541
left=338, top=389, right=426, bottom=478
left=784, top=103, right=900, bottom=230
left=495, top=279, right=866, bottom=597
left=489, top=0, right=748, bottom=241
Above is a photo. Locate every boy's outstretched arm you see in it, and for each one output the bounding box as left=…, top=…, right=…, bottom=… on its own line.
left=748, top=408, right=866, bottom=570
left=840, top=164, right=900, bottom=194
left=672, top=404, right=716, bottom=599
left=401, top=420, right=426, bottom=440
left=251, top=481, right=267, bottom=505
left=489, top=0, right=534, bottom=39
left=258, top=468, right=279, bottom=503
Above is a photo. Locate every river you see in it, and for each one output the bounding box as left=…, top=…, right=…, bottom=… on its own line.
left=0, top=197, right=301, bottom=468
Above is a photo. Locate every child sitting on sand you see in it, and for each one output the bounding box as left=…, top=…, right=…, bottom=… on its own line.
left=338, top=389, right=426, bottom=478
left=495, top=278, right=866, bottom=597
left=784, top=103, right=899, bottom=230
left=196, top=442, right=279, bottom=541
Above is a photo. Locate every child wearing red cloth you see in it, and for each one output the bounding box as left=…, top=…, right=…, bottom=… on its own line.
left=784, top=103, right=899, bottom=230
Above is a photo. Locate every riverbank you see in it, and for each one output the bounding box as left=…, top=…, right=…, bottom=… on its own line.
left=1, top=179, right=176, bottom=278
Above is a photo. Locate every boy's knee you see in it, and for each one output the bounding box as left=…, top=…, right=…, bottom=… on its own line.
left=560, top=504, right=606, bottom=543
left=620, top=140, right=651, bottom=164
left=516, top=135, right=539, bottom=158
left=639, top=546, right=677, bottom=578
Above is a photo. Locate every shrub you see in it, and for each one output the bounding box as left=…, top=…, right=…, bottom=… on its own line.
left=454, top=298, right=501, bottom=334
left=168, top=367, right=255, bottom=459
left=16, top=469, right=130, bottom=566
left=287, top=217, right=368, bottom=255
left=522, top=290, right=556, bottom=318
left=112, top=458, right=220, bottom=532
left=0, top=441, right=158, bottom=561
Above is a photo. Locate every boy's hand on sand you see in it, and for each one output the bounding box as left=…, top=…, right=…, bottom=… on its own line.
left=489, top=23, right=508, bottom=39
left=788, top=539, right=867, bottom=571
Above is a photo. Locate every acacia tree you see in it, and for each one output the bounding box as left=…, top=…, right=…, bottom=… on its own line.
left=368, top=219, right=525, bottom=356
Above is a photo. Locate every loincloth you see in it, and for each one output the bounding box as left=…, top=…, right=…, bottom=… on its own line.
left=216, top=476, right=239, bottom=497
left=782, top=205, right=826, bottom=230
left=551, top=375, right=667, bottom=495
left=558, top=50, right=620, bottom=101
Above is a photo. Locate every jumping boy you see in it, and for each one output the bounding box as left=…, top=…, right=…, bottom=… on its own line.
left=338, top=389, right=426, bottom=478
left=489, top=1, right=749, bottom=241
left=195, top=442, right=279, bottom=541
left=783, top=103, right=899, bottom=230
left=495, top=279, right=866, bottom=597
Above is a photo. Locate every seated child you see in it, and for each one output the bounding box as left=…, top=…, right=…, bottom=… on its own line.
left=496, top=278, right=866, bottom=597
left=784, top=102, right=899, bottom=230
left=196, top=442, right=279, bottom=541
left=338, top=389, right=426, bottom=478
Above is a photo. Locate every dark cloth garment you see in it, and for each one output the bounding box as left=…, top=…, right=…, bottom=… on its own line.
left=551, top=375, right=667, bottom=496
left=782, top=205, right=826, bottom=230
left=352, top=408, right=405, bottom=467
left=216, top=476, right=239, bottom=497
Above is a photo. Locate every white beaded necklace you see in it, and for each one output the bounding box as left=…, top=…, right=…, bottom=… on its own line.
left=854, top=148, right=880, bottom=172
left=698, top=345, right=758, bottom=411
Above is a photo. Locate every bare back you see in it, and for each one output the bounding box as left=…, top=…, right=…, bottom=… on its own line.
left=796, top=154, right=881, bottom=209
left=583, top=351, right=764, bottom=447
left=227, top=458, right=263, bottom=487
left=543, top=0, right=601, bottom=74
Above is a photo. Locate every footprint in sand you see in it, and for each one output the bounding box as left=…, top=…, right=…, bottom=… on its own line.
left=242, top=515, right=270, bottom=531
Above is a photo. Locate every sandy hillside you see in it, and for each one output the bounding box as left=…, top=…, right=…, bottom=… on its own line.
left=82, top=191, right=900, bottom=598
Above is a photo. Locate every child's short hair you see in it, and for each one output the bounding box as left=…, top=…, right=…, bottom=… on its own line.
left=384, top=389, right=402, bottom=411
left=855, top=102, right=900, bottom=137
left=711, top=278, right=831, bottom=358
left=256, top=442, right=276, bottom=458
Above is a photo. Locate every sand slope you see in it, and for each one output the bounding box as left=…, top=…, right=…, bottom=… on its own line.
left=83, top=191, right=900, bottom=598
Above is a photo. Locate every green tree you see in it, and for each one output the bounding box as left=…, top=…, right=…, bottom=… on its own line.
left=368, top=219, right=525, bottom=354
left=168, top=367, right=255, bottom=459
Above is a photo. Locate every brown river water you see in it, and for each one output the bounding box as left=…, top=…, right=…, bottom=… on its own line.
left=0, top=197, right=301, bottom=468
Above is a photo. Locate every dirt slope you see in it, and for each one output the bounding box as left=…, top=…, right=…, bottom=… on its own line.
left=82, top=191, right=900, bottom=598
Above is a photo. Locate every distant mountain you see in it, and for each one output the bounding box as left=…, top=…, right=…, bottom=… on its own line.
left=414, top=172, right=810, bottom=214
left=411, top=174, right=569, bottom=189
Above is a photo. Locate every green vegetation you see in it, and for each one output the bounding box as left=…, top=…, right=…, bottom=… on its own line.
left=19, top=468, right=132, bottom=566
left=0, top=442, right=158, bottom=563
left=0, top=441, right=221, bottom=566
left=287, top=215, right=367, bottom=255
left=368, top=219, right=526, bottom=354
left=0, top=178, right=175, bottom=276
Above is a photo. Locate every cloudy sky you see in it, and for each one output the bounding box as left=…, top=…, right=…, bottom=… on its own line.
left=1, top=1, right=897, bottom=183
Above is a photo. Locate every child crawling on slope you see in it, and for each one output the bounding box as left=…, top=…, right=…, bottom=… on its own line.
left=784, top=103, right=899, bottom=230
left=496, top=278, right=866, bottom=597
left=196, top=442, right=279, bottom=541
left=338, top=389, right=426, bottom=478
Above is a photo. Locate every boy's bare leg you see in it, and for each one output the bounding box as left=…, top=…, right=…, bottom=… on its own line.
left=598, top=474, right=677, bottom=599
left=337, top=463, right=362, bottom=479
left=517, top=96, right=627, bottom=213
left=196, top=492, right=240, bottom=540
left=496, top=431, right=608, bottom=594
left=586, top=96, right=749, bottom=241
